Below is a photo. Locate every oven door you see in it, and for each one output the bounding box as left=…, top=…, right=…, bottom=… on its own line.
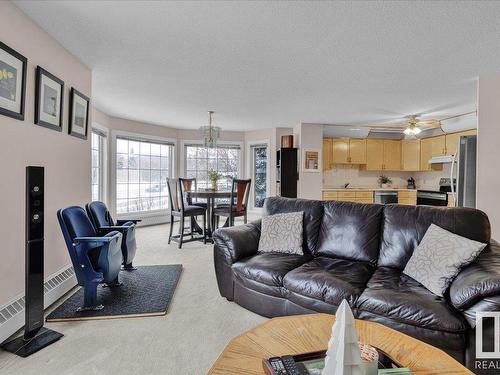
left=416, top=191, right=448, bottom=206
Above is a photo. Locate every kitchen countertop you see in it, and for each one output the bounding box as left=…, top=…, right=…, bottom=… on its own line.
left=322, top=187, right=417, bottom=192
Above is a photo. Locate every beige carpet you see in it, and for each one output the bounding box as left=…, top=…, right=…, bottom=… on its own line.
left=0, top=220, right=266, bottom=375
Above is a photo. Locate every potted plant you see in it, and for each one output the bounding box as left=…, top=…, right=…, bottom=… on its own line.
left=208, top=169, right=222, bottom=191
left=378, top=175, right=392, bottom=189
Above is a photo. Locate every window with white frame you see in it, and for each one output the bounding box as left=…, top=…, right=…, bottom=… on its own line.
left=91, top=131, right=106, bottom=201
left=116, top=136, right=174, bottom=214
left=184, top=144, right=241, bottom=190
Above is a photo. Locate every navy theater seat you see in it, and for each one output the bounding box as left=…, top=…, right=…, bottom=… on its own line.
left=86, top=201, right=140, bottom=270
left=57, top=206, right=123, bottom=310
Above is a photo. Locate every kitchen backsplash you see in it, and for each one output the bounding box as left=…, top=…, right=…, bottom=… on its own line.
left=323, top=164, right=451, bottom=189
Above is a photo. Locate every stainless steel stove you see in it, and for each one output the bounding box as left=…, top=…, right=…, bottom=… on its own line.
left=416, top=178, right=455, bottom=206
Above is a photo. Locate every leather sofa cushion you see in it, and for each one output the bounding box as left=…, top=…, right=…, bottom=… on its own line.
left=233, top=252, right=312, bottom=288
left=379, top=205, right=491, bottom=269
left=450, top=241, right=500, bottom=311
left=357, top=267, right=468, bottom=333
left=316, top=201, right=383, bottom=263
left=264, top=197, right=324, bottom=254
left=283, top=257, right=375, bottom=306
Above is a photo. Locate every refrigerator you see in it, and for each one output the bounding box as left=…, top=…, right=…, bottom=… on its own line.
left=451, top=135, right=477, bottom=208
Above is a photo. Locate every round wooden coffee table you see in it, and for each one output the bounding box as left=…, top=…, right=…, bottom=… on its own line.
left=208, top=313, right=472, bottom=375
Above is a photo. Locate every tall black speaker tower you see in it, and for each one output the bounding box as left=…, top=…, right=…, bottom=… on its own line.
left=2, top=166, right=62, bottom=357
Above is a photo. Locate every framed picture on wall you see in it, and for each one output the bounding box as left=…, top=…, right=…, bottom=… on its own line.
left=302, top=148, right=321, bottom=172
left=35, top=66, right=64, bottom=131
left=0, top=41, right=27, bottom=120
left=68, top=87, right=89, bottom=140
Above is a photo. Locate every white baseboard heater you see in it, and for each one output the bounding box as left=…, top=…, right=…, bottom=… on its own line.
left=0, top=265, right=77, bottom=344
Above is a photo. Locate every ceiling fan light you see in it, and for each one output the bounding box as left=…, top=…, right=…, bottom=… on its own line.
left=413, top=127, right=422, bottom=134
left=403, top=128, right=412, bottom=135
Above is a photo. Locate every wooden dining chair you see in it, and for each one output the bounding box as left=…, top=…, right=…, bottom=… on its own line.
left=179, top=177, right=207, bottom=209
left=213, top=178, right=251, bottom=228
left=166, top=178, right=206, bottom=248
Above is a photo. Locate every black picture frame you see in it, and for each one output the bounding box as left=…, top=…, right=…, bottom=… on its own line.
left=68, top=87, right=90, bottom=140
left=35, top=66, right=64, bottom=132
left=0, top=41, right=27, bottom=121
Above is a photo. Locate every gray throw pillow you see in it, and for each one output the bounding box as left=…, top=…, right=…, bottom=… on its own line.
left=258, top=211, right=303, bottom=255
left=403, top=224, right=487, bottom=297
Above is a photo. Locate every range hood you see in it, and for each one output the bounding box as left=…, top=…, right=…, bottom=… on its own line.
left=429, top=155, right=454, bottom=164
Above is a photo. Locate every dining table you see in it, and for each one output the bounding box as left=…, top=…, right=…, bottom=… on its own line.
left=187, top=189, right=232, bottom=241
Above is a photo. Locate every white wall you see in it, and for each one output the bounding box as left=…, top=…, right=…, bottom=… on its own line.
left=295, top=123, right=323, bottom=200
left=477, top=73, right=500, bottom=238
left=0, top=2, right=92, bottom=305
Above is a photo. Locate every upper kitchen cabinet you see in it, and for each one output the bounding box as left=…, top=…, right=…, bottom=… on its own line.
left=332, top=138, right=349, bottom=163
left=326, top=137, right=366, bottom=165
left=364, top=140, right=384, bottom=170
left=401, top=139, right=420, bottom=171
left=420, top=137, right=443, bottom=171
left=364, top=139, right=400, bottom=170
left=323, top=138, right=333, bottom=171
left=445, top=129, right=476, bottom=156
left=383, top=140, right=402, bottom=170
left=348, top=138, right=367, bottom=164
left=429, top=135, right=446, bottom=157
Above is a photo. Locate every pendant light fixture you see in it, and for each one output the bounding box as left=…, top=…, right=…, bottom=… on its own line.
left=199, top=111, right=221, bottom=148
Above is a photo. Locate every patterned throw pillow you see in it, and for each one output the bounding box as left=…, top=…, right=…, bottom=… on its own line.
left=258, top=211, right=304, bottom=255
left=403, top=224, right=487, bottom=297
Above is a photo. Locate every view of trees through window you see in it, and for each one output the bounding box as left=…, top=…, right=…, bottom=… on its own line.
left=116, top=137, right=173, bottom=214
left=184, top=144, right=240, bottom=190
left=252, top=145, right=267, bottom=208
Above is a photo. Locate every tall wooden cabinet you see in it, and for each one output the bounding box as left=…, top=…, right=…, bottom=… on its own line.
left=277, top=148, right=298, bottom=198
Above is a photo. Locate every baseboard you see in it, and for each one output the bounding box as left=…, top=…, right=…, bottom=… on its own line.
left=0, top=265, right=77, bottom=344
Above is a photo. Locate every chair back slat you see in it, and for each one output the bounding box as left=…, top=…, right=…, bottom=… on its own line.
left=231, top=178, right=251, bottom=212
left=166, top=178, right=183, bottom=212
left=179, top=177, right=197, bottom=206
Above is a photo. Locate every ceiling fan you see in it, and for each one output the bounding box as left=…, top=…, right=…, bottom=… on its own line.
left=323, top=111, right=477, bottom=138
left=401, top=115, right=440, bottom=136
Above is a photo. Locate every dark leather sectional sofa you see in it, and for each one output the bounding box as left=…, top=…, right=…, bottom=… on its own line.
left=213, top=196, right=500, bottom=368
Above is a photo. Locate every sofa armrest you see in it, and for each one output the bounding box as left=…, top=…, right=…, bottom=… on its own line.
left=449, top=240, right=500, bottom=311
left=213, top=220, right=261, bottom=264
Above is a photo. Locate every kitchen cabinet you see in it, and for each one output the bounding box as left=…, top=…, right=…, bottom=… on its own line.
left=325, top=138, right=366, bottom=166
left=331, top=138, right=349, bottom=164
left=397, top=190, right=417, bottom=205
left=401, top=139, right=420, bottom=171
left=322, top=130, right=476, bottom=172
left=322, top=138, right=333, bottom=171
left=322, top=190, right=373, bottom=203
left=445, top=130, right=476, bottom=156
left=430, top=135, right=446, bottom=157
left=383, top=140, right=401, bottom=170
left=365, top=140, right=400, bottom=170
left=420, top=137, right=443, bottom=171
left=349, top=139, right=367, bottom=164
left=365, top=140, right=384, bottom=170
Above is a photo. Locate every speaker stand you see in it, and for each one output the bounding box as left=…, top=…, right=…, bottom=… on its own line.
left=2, top=327, right=63, bottom=357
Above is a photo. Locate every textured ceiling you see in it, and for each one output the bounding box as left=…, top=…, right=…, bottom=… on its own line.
left=13, top=1, right=500, bottom=131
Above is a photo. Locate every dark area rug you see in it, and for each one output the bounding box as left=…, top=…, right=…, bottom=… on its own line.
left=46, top=264, right=182, bottom=322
